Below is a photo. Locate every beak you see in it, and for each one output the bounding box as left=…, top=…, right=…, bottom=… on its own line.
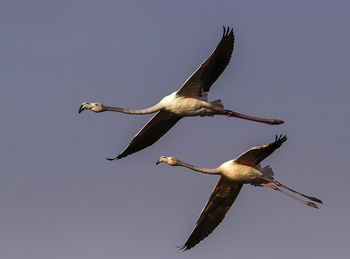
left=78, top=105, right=84, bottom=114
left=156, top=159, right=161, bottom=165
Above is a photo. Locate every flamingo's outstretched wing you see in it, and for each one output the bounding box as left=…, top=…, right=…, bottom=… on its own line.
left=233, top=135, right=288, bottom=166
left=176, top=26, right=234, bottom=98
left=180, top=177, right=242, bottom=250
left=110, top=110, right=181, bottom=160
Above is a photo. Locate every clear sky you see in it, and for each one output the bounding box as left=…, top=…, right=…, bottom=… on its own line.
left=1, top=0, right=349, bottom=258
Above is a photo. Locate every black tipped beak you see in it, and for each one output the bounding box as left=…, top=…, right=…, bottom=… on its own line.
left=78, top=105, right=84, bottom=114
left=156, top=160, right=161, bottom=165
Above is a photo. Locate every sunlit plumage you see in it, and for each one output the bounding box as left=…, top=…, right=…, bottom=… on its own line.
left=156, top=135, right=322, bottom=250
left=79, top=27, right=284, bottom=160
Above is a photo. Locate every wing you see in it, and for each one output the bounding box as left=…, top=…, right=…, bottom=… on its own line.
left=112, top=110, right=181, bottom=159
left=233, top=135, right=288, bottom=166
left=180, top=177, right=242, bottom=250
left=176, top=26, right=234, bottom=98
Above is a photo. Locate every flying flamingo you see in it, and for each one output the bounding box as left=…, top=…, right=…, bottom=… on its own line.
left=156, top=135, right=322, bottom=250
left=79, top=27, right=284, bottom=160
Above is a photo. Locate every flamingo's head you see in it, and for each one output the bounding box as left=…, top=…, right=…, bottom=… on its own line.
left=79, top=102, right=104, bottom=113
left=156, top=156, right=177, bottom=166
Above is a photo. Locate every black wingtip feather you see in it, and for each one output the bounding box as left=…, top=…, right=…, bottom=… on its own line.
left=176, top=244, right=188, bottom=251
left=106, top=150, right=131, bottom=160
left=105, top=155, right=121, bottom=161
left=222, top=26, right=234, bottom=37
left=275, top=134, right=288, bottom=144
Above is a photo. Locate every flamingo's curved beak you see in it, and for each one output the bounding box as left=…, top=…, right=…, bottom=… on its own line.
left=78, top=105, right=85, bottom=113
left=156, top=159, right=161, bottom=165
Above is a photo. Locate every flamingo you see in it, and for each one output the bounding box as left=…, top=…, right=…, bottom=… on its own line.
left=79, top=27, right=284, bottom=160
left=156, top=135, right=322, bottom=250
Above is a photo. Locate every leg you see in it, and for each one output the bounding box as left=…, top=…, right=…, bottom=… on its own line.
left=205, top=106, right=284, bottom=125
left=260, top=183, right=318, bottom=208
left=255, top=175, right=322, bottom=204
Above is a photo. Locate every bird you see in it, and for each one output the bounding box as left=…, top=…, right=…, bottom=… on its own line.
left=79, top=26, right=284, bottom=160
left=156, top=135, right=322, bottom=250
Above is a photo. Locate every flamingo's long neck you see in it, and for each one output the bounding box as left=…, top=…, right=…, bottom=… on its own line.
left=175, top=160, right=221, bottom=175
left=103, top=103, right=162, bottom=115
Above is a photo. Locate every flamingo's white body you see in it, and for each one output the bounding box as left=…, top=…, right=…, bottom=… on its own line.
left=156, top=135, right=322, bottom=250
left=79, top=27, right=284, bottom=160
left=157, top=93, right=217, bottom=116
left=219, top=162, right=264, bottom=182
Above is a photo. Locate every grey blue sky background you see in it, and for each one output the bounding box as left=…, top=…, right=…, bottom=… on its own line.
left=1, top=0, right=350, bottom=258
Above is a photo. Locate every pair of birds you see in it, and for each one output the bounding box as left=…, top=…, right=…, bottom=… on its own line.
left=79, top=27, right=322, bottom=250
